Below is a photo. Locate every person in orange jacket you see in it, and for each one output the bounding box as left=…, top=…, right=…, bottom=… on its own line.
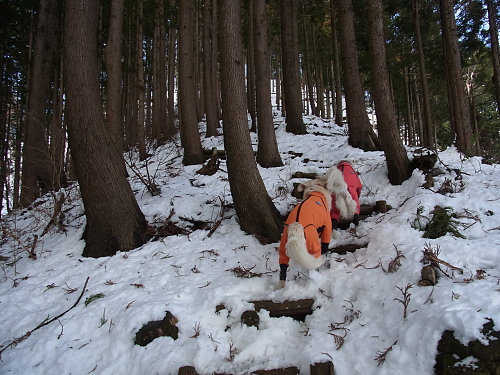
left=278, top=179, right=332, bottom=288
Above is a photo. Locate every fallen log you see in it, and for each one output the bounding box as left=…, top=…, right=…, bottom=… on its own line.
left=310, top=361, right=335, bottom=375
left=134, top=311, right=178, bottom=346
left=292, top=171, right=318, bottom=179
left=252, top=367, right=300, bottom=375
left=178, top=366, right=198, bottom=375
left=330, top=243, right=368, bottom=255
left=251, top=298, right=314, bottom=321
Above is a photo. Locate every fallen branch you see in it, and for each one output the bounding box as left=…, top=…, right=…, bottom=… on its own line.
left=375, top=340, right=398, bottom=366
left=6, top=232, right=37, bottom=260
left=41, top=192, right=66, bottom=236
left=423, top=244, right=463, bottom=275
left=0, top=276, right=90, bottom=360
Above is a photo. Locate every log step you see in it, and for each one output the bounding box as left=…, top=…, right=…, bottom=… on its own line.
left=134, top=311, right=178, bottom=346
left=330, top=242, right=368, bottom=255
left=251, top=298, right=314, bottom=321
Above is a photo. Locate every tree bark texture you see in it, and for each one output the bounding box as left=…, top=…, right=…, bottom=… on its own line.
left=64, top=0, right=148, bottom=258
left=280, top=0, right=307, bottom=135
left=412, top=0, right=435, bottom=149
left=486, top=0, right=500, bottom=118
left=21, top=0, right=58, bottom=207
left=152, top=0, right=170, bottom=145
left=439, top=0, right=479, bottom=156
left=367, top=0, right=412, bottom=185
left=203, top=0, right=219, bottom=137
left=330, top=0, right=344, bottom=127
left=167, top=0, right=177, bottom=138
left=247, top=0, right=257, bottom=133
left=253, top=0, right=283, bottom=168
left=135, top=0, right=147, bottom=160
left=179, top=0, right=205, bottom=165
left=104, top=0, right=125, bottom=155
left=218, top=0, right=283, bottom=244
left=336, top=0, right=381, bottom=151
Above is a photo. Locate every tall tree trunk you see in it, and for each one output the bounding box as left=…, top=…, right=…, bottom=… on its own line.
left=64, top=0, right=148, bottom=258
left=167, top=0, right=177, bottom=138
left=254, top=0, right=283, bottom=168
left=486, top=0, right=500, bottom=118
left=21, top=0, right=58, bottom=207
left=49, top=53, right=67, bottom=191
left=247, top=0, right=257, bottom=133
left=330, top=0, right=344, bottom=127
left=203, top=0, right=219, bottom=137
left=218, top=0, right=283, bottom=244
left=195, top=10, right=204, bottom=124
left=152, top=0, right=169, bottom=144
left=211, top=2, right=222, bottom=122
left=179, top=0, right=205, bottom=165
left=275, top=55, right=282, bottom=111
left=439, top=0, right=479, bottom=156
left=104, top=0, right=125, bottom=155
left=337, top=0, right=381, bottom=151
left=412, top=0, right=434, bottom=149
left=367, top=0, right=411, bottom=185
left=312, top=31, right=325, bottom=118
left=135, top=0, right=147, bottom=160
left=280, top=0, right=306, bottom=134
left=0, top=93, right=10, bottom=216
left=302, top=19, right=316, bottom=116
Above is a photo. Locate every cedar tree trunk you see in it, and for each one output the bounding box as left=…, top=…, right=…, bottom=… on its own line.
left=337, top=0, right=381, bottom=151
left=254, top=0, right=283, bottom=168
left=367, top=0, right=412, bottom=185
left=64, top=0, right=148, bottom=258
left=218, top=0, right=283, bottom=244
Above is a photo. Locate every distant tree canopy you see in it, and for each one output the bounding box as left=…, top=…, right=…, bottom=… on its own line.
left=1, top=0, right=499, bottom=215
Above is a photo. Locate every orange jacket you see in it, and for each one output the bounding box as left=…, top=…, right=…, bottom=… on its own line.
left=279, top=192, right=332, bottom=265
left=330, top=162, right=362, bottom=220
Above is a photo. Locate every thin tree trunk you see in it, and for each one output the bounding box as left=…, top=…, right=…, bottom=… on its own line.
left=21, top=0, right=58, bottom=207
left=280, top=0, right=306, bottom=134
left=275, top=56, right=281, bottom=111
left=203, top=0, right=218, bottom=137
left=247, top=0, right=257, bottom=132
left=302, top=19, right=316, bottom=116
left=486, top=0, right=500, bottom=117
left=330, top=0, right=344, bottom=127
left=152, top=0, right=169, bottom=144
left=195, top=8, right=204, bottom=123
left=135, top=0, right=147, bottom=160
left=254, top=0, right=283, bottom=168
left=179, top=0, right=205, bottom=165
left=0, top=93, right=10, bottom=216
left=412, top=0, right=434, bottom=149
left=49, top=53, right=67, bottom=191
left=13, top=115, right=22, bottom=209
left=312, top=30, right=325, bottom=118
left=167, top=0, right=177, bottom=138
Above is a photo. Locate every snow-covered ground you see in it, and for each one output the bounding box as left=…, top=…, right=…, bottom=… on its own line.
left=1, top=116, right=499, bottom=375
